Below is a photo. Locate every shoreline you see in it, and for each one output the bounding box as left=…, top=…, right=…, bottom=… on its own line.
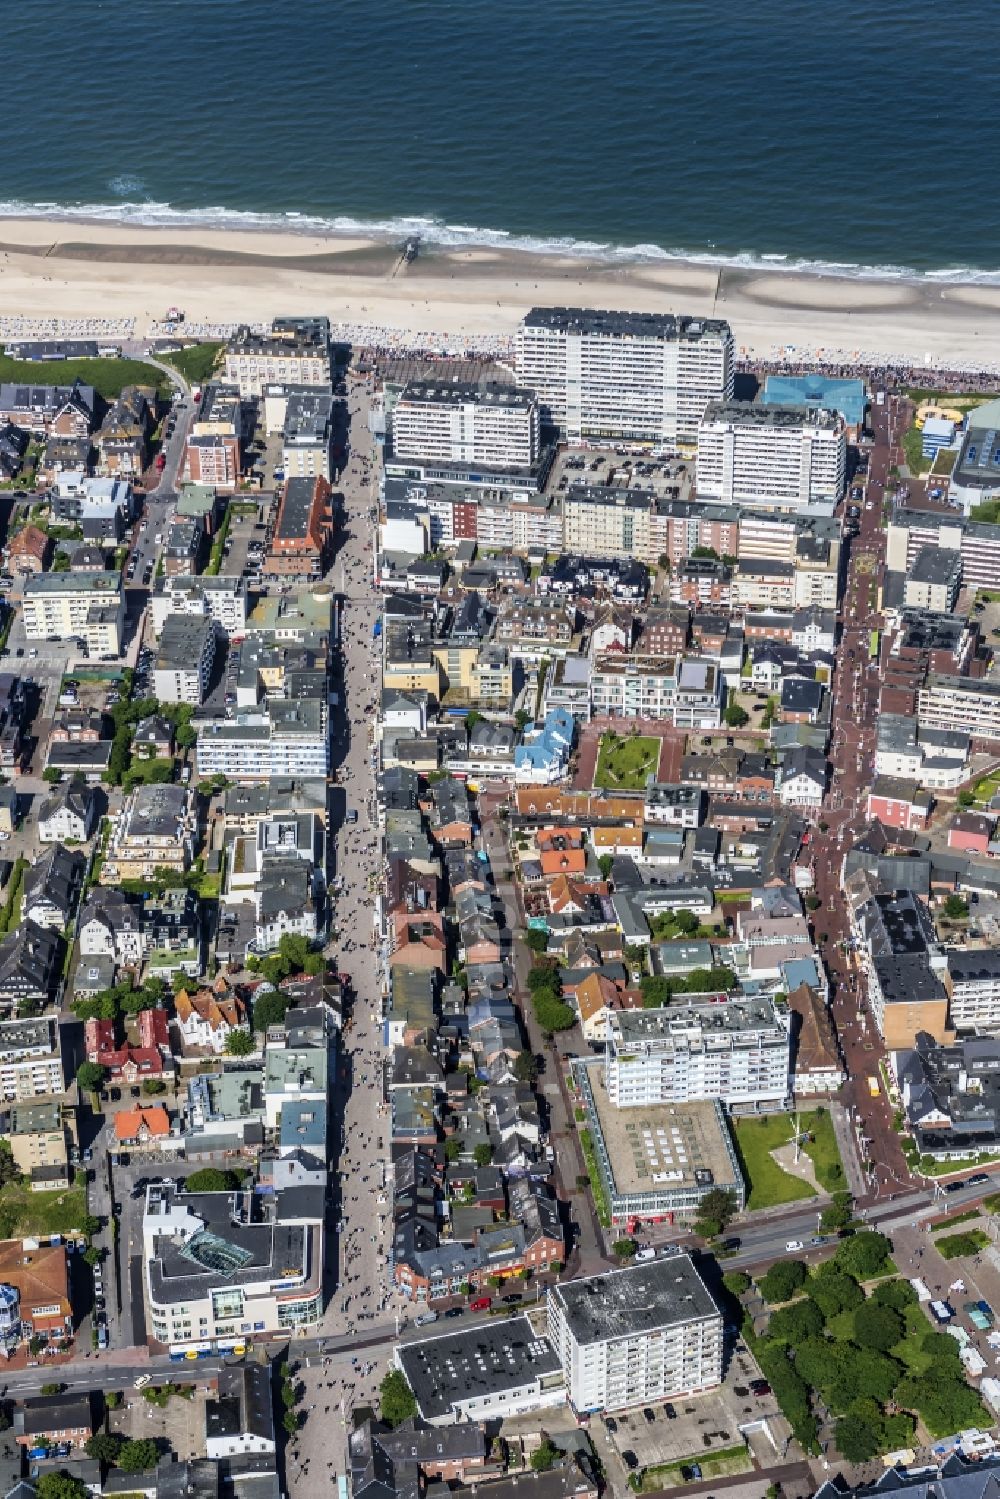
left=0, top=216, right=997, bottom=367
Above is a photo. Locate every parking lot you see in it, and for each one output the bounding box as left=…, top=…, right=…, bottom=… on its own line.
left=110, top=1382, right=208, bottom=1459
left=595, top=1342, right=789, bottom=1483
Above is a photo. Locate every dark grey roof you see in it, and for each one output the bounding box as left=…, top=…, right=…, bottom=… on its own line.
left=550, top=1256, right=719, bottom=1344
left=397, top=1314, right=561, bottom=1421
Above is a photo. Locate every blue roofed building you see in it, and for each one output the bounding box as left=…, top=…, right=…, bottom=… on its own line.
left=761, top=374, right=867, bottom=436
left=514, top=706, right=575, bottom=785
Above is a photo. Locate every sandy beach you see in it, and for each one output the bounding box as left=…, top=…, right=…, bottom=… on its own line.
left=0, top=216, right=998, bottom=366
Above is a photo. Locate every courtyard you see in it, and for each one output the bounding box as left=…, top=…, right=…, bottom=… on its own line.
left=593, top=732, right=661, bottom=791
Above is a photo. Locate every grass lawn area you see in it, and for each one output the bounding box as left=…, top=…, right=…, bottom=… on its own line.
left=800, top=1108, right=847, bottom=1192
left=891, top=1302, right=939, bottom=1376
left=902, top=423, right=930, bottom=476
left=0, top=352, right=172, bottom=400
left=0, top=1180, right=89, bottom=1239
left=932, top=447, right=957, bottom=476
left=161, top=341, right=223, bottom=385
left=639, top=1446, right=751, bottom=1490
left=594, top=733, right=660, bottom=791
left=732, top=1114, right=817, bottom=1210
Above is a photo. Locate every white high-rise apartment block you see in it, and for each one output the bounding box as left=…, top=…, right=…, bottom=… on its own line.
left=548, top=1259, right=724, bottom=1413
left=605, top=1000, right=790, bottom=1109
left=515, top=308, right=734, bottom=448
left=946, top=950, right=1000, bottom=1033
left=390, top=382, right=540, bottom=471
left=697, top=402, right=847, bottom=511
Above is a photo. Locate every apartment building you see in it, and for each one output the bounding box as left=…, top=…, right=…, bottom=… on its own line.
left=283, top=390, right=335, bottom=481
left=7, top=1100, right=74, bottom=1178
left=183, top=383, right=244, bottom=489
left=852, top=889, right=948, bottom=1049
left=151, top=574, right=248, bottom=638
left=224, top=321, right=331, bottom=398
left=143, top=1180, right=324, bottom=1348
left=152, top=614, right=217, bottom=705
left=590, top=656, right=722, bottom=728
left=887, top=507, right=1000, bottom=592
left=267, top=475, right=332, bottom=579
left=547, top=1258, right=724, bottom=1413
left=946, top=950, right=1000, bottom=1035
left=0, top=1016, right=64, bottom=1102
left=515, top=308, right=733, bottom=447
left=605, top=1000, right=790, bottom=1110
left=918, top=673, right=1000, bottom=743
left=22, top=572, right=124, bottom=655
left=103, top=784, right=198, bottom=884
left=696, top=402, right=846, bottom=511
left=390, top=382, right=540, bottom=471
left=197, top=700, right=329, bottom=779
left=562, top=488, right=670, bottom=564
left=729, top=558, right=796, bottom=611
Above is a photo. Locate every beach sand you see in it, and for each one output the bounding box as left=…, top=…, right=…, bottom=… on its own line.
left=0, top=216, right=997, bottom=365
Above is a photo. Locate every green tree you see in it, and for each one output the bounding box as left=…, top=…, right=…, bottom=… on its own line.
left=513, top=709, right=531, bottom=732
left=142, top=1078, right=166, bottom=1096
left=723, top=1270, right=751, bottom=1297
left=944, top=893, right=969, bottom=920
left=759, top=1260, right=807, bottom=1303
left=640, top=975, right=673, bottom=1008
left=896, top=1373, right=986, bottom=1435
left=513, top=1050, right=538, bottom=1084
left=531, top=988, right=576, bottom=1035
left=957, top=790, right=976, bottom=808
left=251, top=989, right=289, bottom=1030
left=83, top=1247, right=101, bottom=1268
left=597, top=854, right=614, bottom=880
left=808, top=1269, right=863, bottom=1320
left=871, top=1278, right=918, bottom=1312
left=853, top=1301, right=904, bottom=1352
left=37, top=1477, right=88, bottom=1499
left=474, top=1144, right=493, bottom=1167
left=444, top=1138, right=462, bottom=1162
left=836, top=1414, right=881, bottom=1463
left=225, top=1029, right=255, bottom=1057
left=42, top=767, right=62, bottom=784
left=831, top=1344, right=902, bottom=1407
left=76, top=1061, right=105, bottom=1095
left=793, top=1337, right=837, bottom=1394
left=672, top=909, right=699, bottom=935
left=531, top=1439, right=562, bottom=1473
left=835, top=1230, right=892, bottom=1280
left=85, top=1433, right=124, bottom=1464
left=769, top=1298, right=825, bottom=1344
left=118, top=1439, right=159, bottom=1472
left=691, top=545, right=719, bottom=561
left=185, top=1167, right=241, bottom=1192
left=380, top=1369, right=417, bottom=1429
left=524, top=929, right=549, bottom=954
left=40, top=1383, right=64, bottom=1396
left=724, top=702, right=749, bottom=728
left=282, top=1408, right=300, bottom=1437
left=612, top=1238, right=637, bottom=1260
left=694, top=1187, right=737, bottom=1238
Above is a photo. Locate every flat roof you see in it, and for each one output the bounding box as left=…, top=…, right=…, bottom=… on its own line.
left=703, top=400, right=841, bottom=431
left=398, top=380, right=535, bottom=410
left=397, top=1313, right=561, bottom=1421
left=276, top=477, right=324, bottom=543
left=521, top=308, right=731, bottom=342
left=761, top=373, right=867, bottom=428
left=551, top=1255, right=719, bottom=1344
left=585, top=1065, right=740, bottom=1201
left=25, top=571, right=120, bottom=596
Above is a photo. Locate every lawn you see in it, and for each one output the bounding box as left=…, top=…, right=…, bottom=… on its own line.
left=731, top=1114, right=816, bottom=1210
left=593, top=732, right=660, bottom=791
left=800, top=1107, right=847, bottom=1192
left=0, top=352, right=172, bottom=400
left=0, top=1180, right=89, bottom=1239
left=161, top=341, right=223, bottom=385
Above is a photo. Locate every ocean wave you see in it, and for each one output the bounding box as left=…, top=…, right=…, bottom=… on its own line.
left=2, top=195, right=1000, bottom=286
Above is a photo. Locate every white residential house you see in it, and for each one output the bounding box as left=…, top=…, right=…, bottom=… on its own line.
left=37, top=776, right=98, bottom=844
left=78, top=890, right=145, bottom=967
